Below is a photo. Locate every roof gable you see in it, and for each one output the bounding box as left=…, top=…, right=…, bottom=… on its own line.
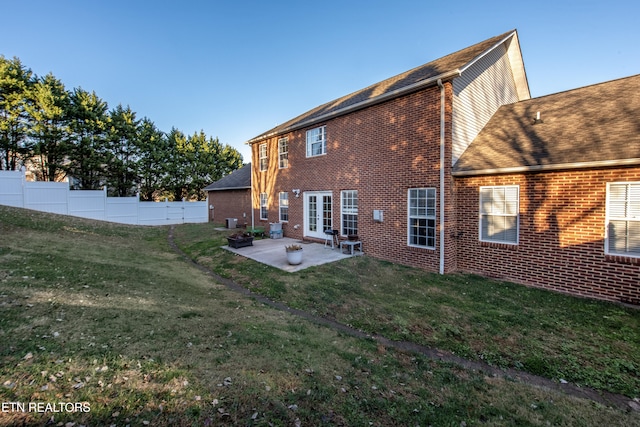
left=203, top=163, right=251, bottom=191
left=249, top=30, right=525, bottom=144
left=453, top=74, right=640, bottom=175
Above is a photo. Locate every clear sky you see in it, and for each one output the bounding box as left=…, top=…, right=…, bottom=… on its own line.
left=3, top=0, right=639, bottom=162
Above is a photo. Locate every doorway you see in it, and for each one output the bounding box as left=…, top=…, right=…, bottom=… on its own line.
left=304, top=191, right=332, bottom=239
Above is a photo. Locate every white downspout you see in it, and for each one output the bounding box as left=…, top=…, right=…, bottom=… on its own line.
left=437, top=79, right=445, bottom=275
left=250, top=163, right=255, bottom=231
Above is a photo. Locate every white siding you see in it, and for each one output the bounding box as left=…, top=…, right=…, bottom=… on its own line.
left=452, top=42, right=520, bottom=165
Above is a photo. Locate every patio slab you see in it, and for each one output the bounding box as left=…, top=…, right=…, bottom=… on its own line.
left=222, top=237, right=360, bottom=272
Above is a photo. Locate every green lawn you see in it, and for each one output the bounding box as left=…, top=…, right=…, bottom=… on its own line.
left=1, top=205, right=639, bottom=426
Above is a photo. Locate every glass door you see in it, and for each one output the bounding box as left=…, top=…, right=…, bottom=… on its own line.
left=304, top=191, right=332, bottom=239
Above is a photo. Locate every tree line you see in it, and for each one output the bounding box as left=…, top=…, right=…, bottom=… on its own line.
left=0, top=55, right=243, bottom=200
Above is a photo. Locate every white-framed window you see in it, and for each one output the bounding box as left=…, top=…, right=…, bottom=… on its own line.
left=259, top=143, right=268, bottom=172
left=479, top=185, right=519, bottom=244
left=279, top=192, right=289, bottom=222
left=306, top=126, right=326, bottom=157
left=606, top=182, right=640, bottom=257
left=278, top=137, right=288, bottom=169
left=408, top=188, right=436, bottom=248
left=341, top=190, right=358, bottom=236
left=260, top=193, right=268, bottom=220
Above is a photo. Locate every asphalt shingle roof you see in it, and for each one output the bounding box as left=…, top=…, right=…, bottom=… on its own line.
left=249, top=30, right=518, bottom=143
left=203, top=163, right=251, bottom=191
left=453, top=74, right=640, bottom=175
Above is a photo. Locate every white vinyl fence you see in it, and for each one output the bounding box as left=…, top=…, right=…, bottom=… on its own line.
left=0, top=169, right=208, bottom=226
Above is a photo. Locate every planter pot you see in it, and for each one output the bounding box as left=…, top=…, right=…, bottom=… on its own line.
left=286, top=248, right=303, bottom=265
left=227, top=236, right=254, bottom=249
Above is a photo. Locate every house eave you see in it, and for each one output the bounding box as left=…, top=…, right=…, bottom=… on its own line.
left=247, top=69, right=462, bottom=145
left=452, top=158, right=640, bottom=177
left=205, top=186, right=251, bottom=191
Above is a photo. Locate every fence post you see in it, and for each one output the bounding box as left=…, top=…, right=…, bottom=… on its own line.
left=103, top=186, right=108, bottom=221
left=136, top=191, right=140, bottom=225
left=21, top=166, right=26, bottom=208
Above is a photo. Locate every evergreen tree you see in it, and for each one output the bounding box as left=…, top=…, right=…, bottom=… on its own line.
left=137, top=117, right=168, bottom=201
left=105, top=104, right=141, bottom=197
left=183, top=130, right=243, bottom=200
left=0, top=55, right=34, bottom=170
left=66, top=87, right=109, bottom=189
left=28, top=73, right=71, bottom=181
left=163, top=127, right=189, bottom=201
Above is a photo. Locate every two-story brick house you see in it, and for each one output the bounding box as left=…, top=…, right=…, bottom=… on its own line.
left=246, top=29, right=640, bottom=304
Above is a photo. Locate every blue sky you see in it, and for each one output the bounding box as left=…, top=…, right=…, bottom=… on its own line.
left=3, top=0, right=639, bottom=162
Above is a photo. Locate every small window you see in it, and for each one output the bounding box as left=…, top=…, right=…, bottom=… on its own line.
left=341, top=190, right=358, bottom=236
left=606, top=182, right=640, bottom=257
left=479, top=186, right=519, bottom=244
left=408, top=188, right=436, bottom=248
left=306, top=126, right=326, bottom=157
left=260, top=193, right=268, bottom=220
left=259, top=144, right=268, bottom=172
left=278, top=137, right=288, bottom=169
left=279, top=192, right=289, bottom=222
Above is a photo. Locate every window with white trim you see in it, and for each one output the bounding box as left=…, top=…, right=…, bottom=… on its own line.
left=278, top=137, right=288, bottom=169
left=341, top=190, right=358, bottom=236
left=606, top=182, right=640, bottom=257
left=279, top=192, right=289, bottom=222
left=259, top=143, right=268, bottom=172
left=408, top=188, right=436, bottom=248
left=260, top=193, right=268, bottom=220
left=306, top=126, right=326, bottom=157
left=479, top=186, right=519, bottom=244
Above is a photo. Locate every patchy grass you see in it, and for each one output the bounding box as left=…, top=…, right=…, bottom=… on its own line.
left=176, top=222, right=640, bottom=399
left=0, top=206, right=638, bottom=426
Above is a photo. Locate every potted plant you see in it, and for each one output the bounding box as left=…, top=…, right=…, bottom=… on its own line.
left=285, top=244, right=303, bottom=265
left=227, top=232, right=254, bottom=249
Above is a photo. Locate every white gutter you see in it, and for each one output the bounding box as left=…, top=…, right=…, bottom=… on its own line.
left=247, top=69, right=462, bottom=145
left=452, top=158, right=640, bottom=177
left=437, top=79, right=445, bottom=275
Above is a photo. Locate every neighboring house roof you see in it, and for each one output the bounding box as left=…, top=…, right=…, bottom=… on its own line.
left=453, top=74, right=640, bottom=176
left=248, top=29, right=528, bottom=144
left=203, top=163, right=251, bottom=191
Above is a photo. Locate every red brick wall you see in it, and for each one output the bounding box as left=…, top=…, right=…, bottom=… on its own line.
left=207, top=189, right=251, bottom=227
left=455, top=167, right=640, bottom=303
left=250, top=82, right=640, bottom=303
left=251, top=83, right=457, bottom=271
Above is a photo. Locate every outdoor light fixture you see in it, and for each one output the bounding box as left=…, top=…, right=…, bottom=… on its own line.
left=292, top=189, right=301, bottom=198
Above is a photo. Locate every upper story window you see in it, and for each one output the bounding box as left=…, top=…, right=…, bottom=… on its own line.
left=606, top=182, right=640, bottom=257
left=479, top=185, right=519, bottom=244
left=259, top=143, right=268, bottom=172
left=408, top=188, right=436, bottom=248
left=278, top=137, right=288, bottom=169
left=306, top=126, right=326, bottom=157
left=341, top=190, right=358, bottom=236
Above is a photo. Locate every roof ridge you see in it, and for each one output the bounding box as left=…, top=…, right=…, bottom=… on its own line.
left=247, top=30, right=519, bottom=144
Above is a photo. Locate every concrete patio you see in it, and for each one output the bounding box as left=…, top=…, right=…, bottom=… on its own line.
left=222, top=237, right=361, bottom=272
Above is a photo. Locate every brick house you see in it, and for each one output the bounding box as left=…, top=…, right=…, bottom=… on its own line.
left=204, top=163, right=251, bottom=226
left=453, top=75, right=640, bottom=303
left=246, top=29, right=639, bottom=303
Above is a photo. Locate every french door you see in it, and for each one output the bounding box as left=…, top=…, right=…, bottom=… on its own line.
left=304, top=191, right=332, bottom=239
